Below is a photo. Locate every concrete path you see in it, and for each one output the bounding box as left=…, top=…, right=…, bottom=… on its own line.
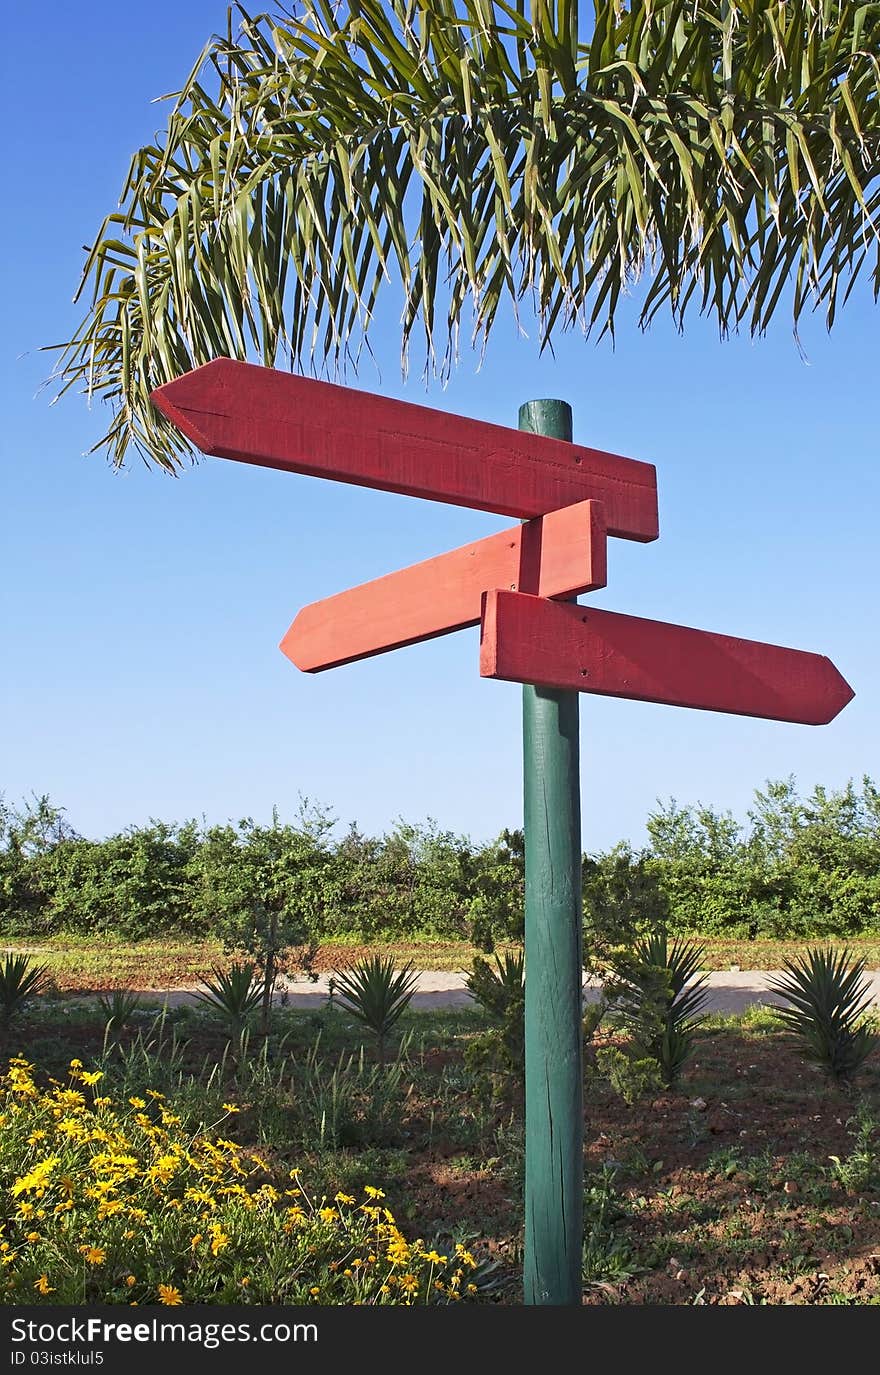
left=139, top=968, right=880, bottom=1017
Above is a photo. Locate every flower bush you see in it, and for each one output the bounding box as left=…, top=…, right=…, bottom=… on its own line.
left=0, top=1058, right=478, bottom=1305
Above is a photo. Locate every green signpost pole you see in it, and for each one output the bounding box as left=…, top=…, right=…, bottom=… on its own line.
left=519, top=399, right=584, bottom=1306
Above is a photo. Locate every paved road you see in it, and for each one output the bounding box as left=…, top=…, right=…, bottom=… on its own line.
left=142, top=968, right=880, bottom=1016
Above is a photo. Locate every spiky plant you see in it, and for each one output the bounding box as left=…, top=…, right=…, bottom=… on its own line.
left=464, top=950, right=525, bottom=1020
left=194, top=961, right=264, bottom=1047
left=48, top=1, right=879, bottom=471
left=768, top=946, right=878, bottom=1085
left=333, top=955, right=418, bottom=1066
left=606, top=931, right=709, bottom=1086
left=96, top=985, right=144, bottom=1039
left=0, top=953, right=52, bottom=1050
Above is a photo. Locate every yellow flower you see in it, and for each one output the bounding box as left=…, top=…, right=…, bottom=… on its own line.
left=318, top=1207, right=337, bottom=1224
left=425, top=1250, right=447, bottom=1265
left=309, top=1286, right=320, bottom=1296
left=125, top=1275, right=136, bottom=1288
left=455, top=1244, right=477, bottom=1268
left=13, top=1158, right=59, bottom=1197
left=334, top=1191, right=356, bottom=1205
left=363, top=1186, right=385, bottom=1199
left=221, top=1103, right=240, bottom=1113
left=81, top=1071, right=104, bottom=1086
left=26, top=1231, right=41, bottom=1244
left=239, top=1277, right=250, bottom=1287
left=386, top=1234, right=410, bottom=1266
left=190, top=1234, right=203, bottom=1250
left=128, top=1097, right=146, bottom=1109
left=27, top=1130, right=47, bottom=1145
left=157, top=1284, right=183, bottom=1306
left=34, top=1274, right=54, bottom=1295
left=79, top=1246, right=107, bottom=1266
left=54, top=1089, right=86, bottom=1108
left=400, top=1273, right=419, bottom=1295
left=208, top=1225, right=230, bottom=1256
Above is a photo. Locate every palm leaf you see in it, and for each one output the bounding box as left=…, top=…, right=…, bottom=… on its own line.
left=47, top=0, right=879, bottom=471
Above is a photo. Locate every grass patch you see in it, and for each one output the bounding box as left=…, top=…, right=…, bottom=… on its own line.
left=5, top=934, right=880, bottom=997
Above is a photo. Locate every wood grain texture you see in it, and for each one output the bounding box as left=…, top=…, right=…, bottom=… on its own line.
left=282, top=500, right=607, bottom=672
left=151, top=360, right=659, bottom=540
left=518, top=398, right=583, bottom=1309
left=481, top=591, right=854, bottom=726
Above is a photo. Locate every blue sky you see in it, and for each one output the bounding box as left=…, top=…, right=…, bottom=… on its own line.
left=1, top=2, right=877, bottom=854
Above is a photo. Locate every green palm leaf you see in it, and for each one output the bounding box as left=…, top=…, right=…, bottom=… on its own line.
left=48, top=0, right=879, bottom=471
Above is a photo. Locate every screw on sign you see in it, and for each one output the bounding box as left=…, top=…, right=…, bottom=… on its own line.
left=152, top=361, right=854, bottom=1307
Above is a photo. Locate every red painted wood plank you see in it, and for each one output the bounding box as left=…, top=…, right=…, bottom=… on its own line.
left=282, top=500, right=607, bottom=673
left=480, top=591, right=854, bottom=726
left=151, top=360, right=658, bottom=540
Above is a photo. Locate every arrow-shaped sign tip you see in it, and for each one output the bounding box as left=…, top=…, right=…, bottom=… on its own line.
left=150, top=363, right=228, bottom=455
left=819, top=660, right=855, bottom=724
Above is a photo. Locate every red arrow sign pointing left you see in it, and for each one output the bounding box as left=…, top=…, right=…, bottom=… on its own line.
left=283, top=500, right=606, bottom=672
left=151, top=359, right=659, bottom=539
left=480, top=591, right=854, bottom=725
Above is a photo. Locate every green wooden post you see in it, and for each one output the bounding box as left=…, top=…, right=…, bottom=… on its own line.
left=519, top=399, right=583, bottom=1306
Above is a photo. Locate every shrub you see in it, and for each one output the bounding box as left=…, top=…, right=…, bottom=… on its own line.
left=0, top=1057, right=480, bottom=1305
left=193, top=962, right=263, bottom=1047
left=604, top=932, right=709, bottom=1086
left=768, top=946, right=878, bottom=1084
left=463, top=952, right=525, bottom=1088
left=333, top=956, right=418, bottom=1066
left=96, top=987, right=143, bottom=1044
left=0, top=953, right=52, bottom=1051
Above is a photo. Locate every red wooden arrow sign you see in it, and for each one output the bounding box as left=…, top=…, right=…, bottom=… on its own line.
left=283, top=500, right=607, bottom=672
left=480, top=591, right=854, bottom=725
left=151, top=360, right=658, bottom=540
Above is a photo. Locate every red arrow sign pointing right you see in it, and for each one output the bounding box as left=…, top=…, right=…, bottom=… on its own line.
left=480, top=591, right=854, bottom=725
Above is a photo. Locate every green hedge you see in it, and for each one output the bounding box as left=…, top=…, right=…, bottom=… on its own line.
left=1, top=778, right=878, bottom=945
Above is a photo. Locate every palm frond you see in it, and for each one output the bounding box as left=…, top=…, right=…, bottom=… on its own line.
left=48, top=0, right=880, bottom=470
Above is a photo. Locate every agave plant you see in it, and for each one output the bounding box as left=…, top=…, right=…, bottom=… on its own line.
left=96, top=986, right=144, bottom=1040
left=0, top=953, right=52, bottom=1048
left=768, top=947, right=878, bottom=1085
left=194, top=961, right=264, bottom=1047
left=333, top=955, right=419, bottom=1066
left=605, top=931, right=709, bottom=1087
left=464, top=950, right=525, bottom=1021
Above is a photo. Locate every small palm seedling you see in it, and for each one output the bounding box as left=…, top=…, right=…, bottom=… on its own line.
left=768, top=947, right=878, bottom=1085
left=606, top=932, right=709, bottom=1088
left=97, top=986, right=143, bottom=1043
left=332, top=955, right=418, bottom=1066
left=0, top=952, right=52, bottom=1050
left=194, top=961, right=263, bottom=1050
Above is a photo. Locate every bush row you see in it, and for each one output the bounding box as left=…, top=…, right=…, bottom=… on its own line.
left=1, top=777, right=878, bottom=944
